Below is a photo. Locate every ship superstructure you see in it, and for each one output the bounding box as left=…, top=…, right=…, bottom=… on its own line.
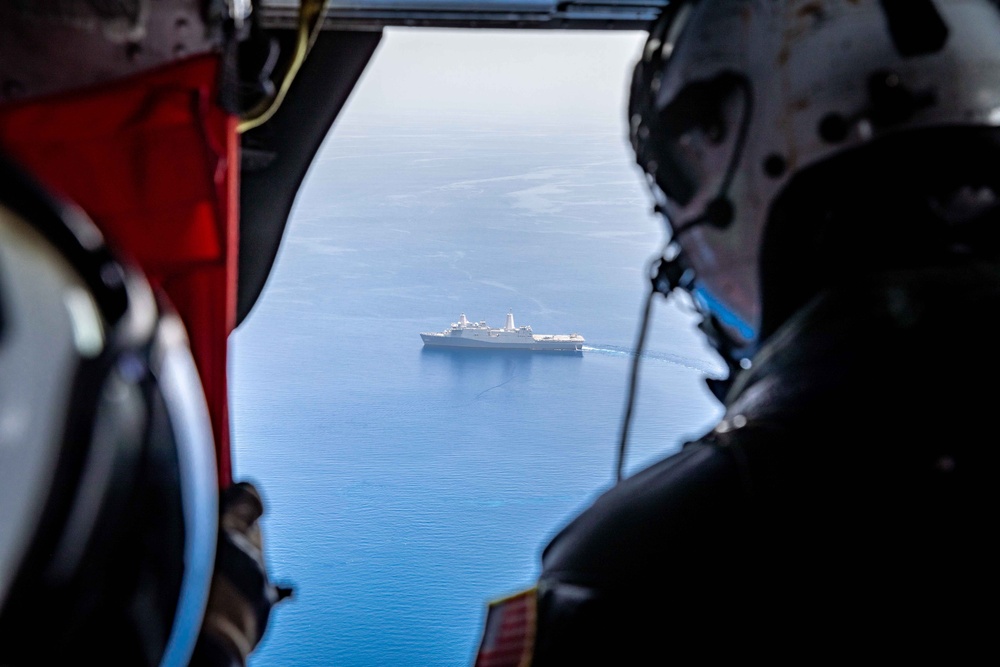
left=420, top=311, right=584, bottom=351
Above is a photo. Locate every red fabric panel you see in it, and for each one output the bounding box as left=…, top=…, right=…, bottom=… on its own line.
left=475, top=588, right=537, bottom=667
left=0, top=55, right=238, bottom=488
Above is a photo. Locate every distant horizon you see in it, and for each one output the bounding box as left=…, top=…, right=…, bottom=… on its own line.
left=338, top=27, right=648, bottom=125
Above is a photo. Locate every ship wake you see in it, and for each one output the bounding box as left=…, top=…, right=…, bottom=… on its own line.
left=582, top=345, right=725, bottom=376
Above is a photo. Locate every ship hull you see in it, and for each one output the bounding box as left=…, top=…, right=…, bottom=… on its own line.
left=420, top=333, right=584, bottom=352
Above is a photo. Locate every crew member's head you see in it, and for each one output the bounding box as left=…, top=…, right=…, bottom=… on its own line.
left=0, top=152, right=218, bottom=666
left=630, top=0, right=1000, bottom=368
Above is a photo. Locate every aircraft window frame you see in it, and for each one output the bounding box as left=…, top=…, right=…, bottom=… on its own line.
left=258, top=0, right=669, bottom=31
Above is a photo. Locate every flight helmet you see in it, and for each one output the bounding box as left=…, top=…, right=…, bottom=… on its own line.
left=0, top=152, right=218, bottom=666
left=630, top=0, right=1000, bottom=366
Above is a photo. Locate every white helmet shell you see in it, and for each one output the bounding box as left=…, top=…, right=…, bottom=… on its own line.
left=0, top=153, right=218, bottom=666
left=632, top=0, right=1000, bottom=355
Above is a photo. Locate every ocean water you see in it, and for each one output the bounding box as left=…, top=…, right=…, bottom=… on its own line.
left=229, top=112, right=726, bottom=665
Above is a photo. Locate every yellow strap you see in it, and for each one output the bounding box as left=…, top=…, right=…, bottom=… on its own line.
left=237, top=0, right=329, bottom=133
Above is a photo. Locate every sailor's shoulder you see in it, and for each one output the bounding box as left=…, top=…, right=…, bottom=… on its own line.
left=539, top=441, right=746, bottom=577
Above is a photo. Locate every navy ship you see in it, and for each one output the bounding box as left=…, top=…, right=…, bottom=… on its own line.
left=420, top=311, right=584, bottom=351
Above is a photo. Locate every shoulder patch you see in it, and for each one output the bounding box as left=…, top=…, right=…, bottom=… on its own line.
left=474, top=587, right=537, bottom=667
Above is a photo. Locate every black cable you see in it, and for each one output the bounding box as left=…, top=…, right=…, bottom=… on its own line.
left=615, top=255, right=663, bottom=483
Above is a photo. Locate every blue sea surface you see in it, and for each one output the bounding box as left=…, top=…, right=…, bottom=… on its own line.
left=230, top=113, right=725, bottom=665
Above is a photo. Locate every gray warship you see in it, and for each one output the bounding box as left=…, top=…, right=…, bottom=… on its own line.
left=420, top=311, right=584, bottom=351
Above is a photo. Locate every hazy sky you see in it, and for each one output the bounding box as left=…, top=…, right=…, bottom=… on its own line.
left=341, top=28, right=649, bottom=125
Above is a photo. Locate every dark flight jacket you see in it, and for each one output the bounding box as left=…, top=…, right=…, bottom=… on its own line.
left=532, top=264, right=999, bottom=664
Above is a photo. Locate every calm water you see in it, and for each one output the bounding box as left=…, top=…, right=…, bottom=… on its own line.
left=230, top=114, right=725, bottom=666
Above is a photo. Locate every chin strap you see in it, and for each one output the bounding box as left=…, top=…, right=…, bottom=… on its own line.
left=699, top=313, right=740, bottom=402
left=615, top=244, right=750, bottom=481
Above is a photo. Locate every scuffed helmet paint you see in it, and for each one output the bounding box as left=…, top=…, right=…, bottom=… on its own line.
left=630, top=0, right=1000, bottom=362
